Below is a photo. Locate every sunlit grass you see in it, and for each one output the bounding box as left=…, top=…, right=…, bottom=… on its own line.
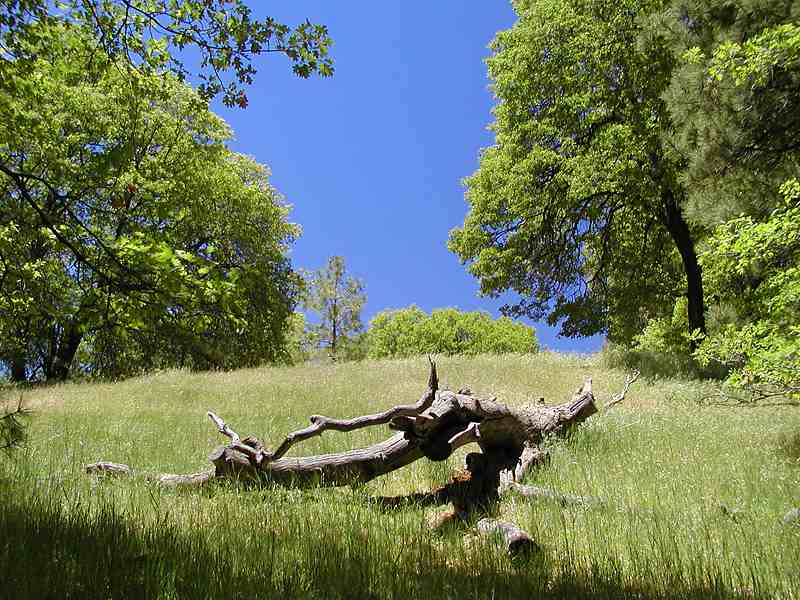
left=2, top=353, right=799, bottom=598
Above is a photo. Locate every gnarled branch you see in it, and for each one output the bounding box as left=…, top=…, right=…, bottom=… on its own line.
left=265, top=358, right=438, bottom=462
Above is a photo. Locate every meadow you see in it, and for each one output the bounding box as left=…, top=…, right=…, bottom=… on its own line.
left=1, top=353, right=798, bottom=599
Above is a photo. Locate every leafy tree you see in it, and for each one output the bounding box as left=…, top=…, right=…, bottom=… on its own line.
left=449, top=0, right=708, bottom=349
left=303, top=256, right=366, bottom=358
left=366, top=306, right=538, bottom=359
left=366, top=306, right=428, bottom=359
left=450, top=0, right=799, bottom=352
left=694, top=179, right=800, bottom=400
left=663, top=6, right=800, bottom=227
left=0, top=0, right=333, bottom=108
left=635, top=14, right=800, bottom=379
left=0, top=23, right=300, bottom=380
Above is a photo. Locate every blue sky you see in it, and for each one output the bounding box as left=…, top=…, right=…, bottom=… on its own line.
left=213, top=2, right=603, bottom=353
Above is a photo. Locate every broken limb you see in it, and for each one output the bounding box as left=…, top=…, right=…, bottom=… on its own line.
left=86, top=362, right=637, bottom=524
left=475, top=519, right=540, bottom=557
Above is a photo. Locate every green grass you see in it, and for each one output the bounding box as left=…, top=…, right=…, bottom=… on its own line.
left=1, top=353, right=799, bottom=599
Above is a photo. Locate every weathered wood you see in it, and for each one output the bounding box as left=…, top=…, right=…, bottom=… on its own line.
left=85, top=461, right=132, bottom=476
left=476, top=518, right=539, bottom=557
left=87, top=364, right=635, bottom=506
left=783, top=507, right=800, bottom=525
left=83, top=363, right=641, bottom=565
left=501, top=482, right=603, bottom=507
left=605, top=370, right=640, bottom=409
left=265, top=357, right=438, bottom=462
left=208, top=411, right=242, bottom=444
left=206, top=379, right=598, bottom=492
left=504, top=443, right=550, bottom=482
left=157, top=470, right=215, bottom=487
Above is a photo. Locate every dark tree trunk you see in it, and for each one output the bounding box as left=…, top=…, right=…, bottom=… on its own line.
left=10, top=357, right=27, bottom=383
left=662, top=189, right=706, bottom=349
left=48, top=324, right=83, bottom=381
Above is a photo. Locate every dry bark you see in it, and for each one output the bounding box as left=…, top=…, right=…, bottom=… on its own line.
left=198, top=361, right=604, bottom=512
left=475, top=518, right=540, bottom=557
left=83, top=361, right=642, bottom=560
left=86, top=361, right=637, bottom=517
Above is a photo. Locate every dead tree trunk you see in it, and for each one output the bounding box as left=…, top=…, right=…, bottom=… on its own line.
left=85, top=361, right=640, bottom=558
left=88, top=361, right=638, bottom=516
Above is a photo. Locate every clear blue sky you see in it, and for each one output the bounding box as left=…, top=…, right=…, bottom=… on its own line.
left=213, top=2, right=603, bottom=353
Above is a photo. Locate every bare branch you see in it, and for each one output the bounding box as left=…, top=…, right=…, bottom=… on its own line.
left=448, top=422, right=481, bottom=448
left=475, top=519, right=539, bottom=557
left=207, top=411, right=241, bottom=444
left=605, top=370, right=640, bottom=409
left=85, top=461, right=132, bottom=476
left=501, top=482, right=604, bottom=507
left=501, top=443, right=549, bottom=484
left=266, top=359, right=437, bottom=461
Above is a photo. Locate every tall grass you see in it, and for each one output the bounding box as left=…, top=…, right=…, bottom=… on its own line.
left=1, top=353, right=798, bottom=599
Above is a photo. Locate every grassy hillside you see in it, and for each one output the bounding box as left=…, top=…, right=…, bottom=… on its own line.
left=1, top=353, right=799, bottom=599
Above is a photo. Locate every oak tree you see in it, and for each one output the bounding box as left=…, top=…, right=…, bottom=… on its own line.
left=0, top=23, right=300, bottom=380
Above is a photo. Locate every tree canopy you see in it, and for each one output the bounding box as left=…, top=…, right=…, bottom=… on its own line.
left=0, top=22, right=302, bottom=380
left=449, top=0, right=703, bottom=345
left=450, top=0, right=799, bottom=356
left=366, top=306, right=538, bottom=359
left=0, top=0, right=333, bottom=107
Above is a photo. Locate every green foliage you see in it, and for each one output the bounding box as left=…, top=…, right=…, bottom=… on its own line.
left=695, top=179, right=800, bottom=399
left=303, top=256, right=366, bottom=358
left=451, top=0, right=800, bottom=355
left=0, top=0, right=333, bottom=107
left=664, top=8, right=800, bottom=227
left=633, top=298, right=704, bottom=355
left=366, top=306, right=538, bottom=358
left=283, top=313, right=312, bottom=365
left=449, top=0, right=705, bottom=346
left=0, top=23, right=300, bottom=380
left=626, top=10, right=800, bottom=385
left=0, top=395, right=27, bottom=452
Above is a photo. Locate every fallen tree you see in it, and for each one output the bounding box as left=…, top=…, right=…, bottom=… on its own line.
left=86, top=360, right=638, bottom=554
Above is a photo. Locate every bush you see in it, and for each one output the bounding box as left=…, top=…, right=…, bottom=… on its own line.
left=366, top=306, right=538, bottom=358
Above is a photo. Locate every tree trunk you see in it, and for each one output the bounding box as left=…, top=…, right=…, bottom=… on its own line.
left=662, top=188, right=706, bottom=349
left=48, top=323, right=82, bottom=382
left=476, top=519, right=540, bottom=557
left=10, top=356, right=27, bottom=383
left=88, top=363, right=638, bottom=504
left=85, top=362, right=639, bottom=556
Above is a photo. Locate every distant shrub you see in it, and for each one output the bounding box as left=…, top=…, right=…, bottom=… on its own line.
left=366, top=306, right=538, bottom=358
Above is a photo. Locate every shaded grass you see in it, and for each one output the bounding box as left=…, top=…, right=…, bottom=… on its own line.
left=1, top=353, right=799, bottom=599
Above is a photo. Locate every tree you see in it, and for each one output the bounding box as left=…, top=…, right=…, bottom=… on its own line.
left=304, top=256, right=366, bottom=358
left=625, top=17, right=800, bottom=380
left=86, top=362, right=639, bottom=555
left=450, top=0, right=800, bottom=355
left=449, top=0, right=709, bottom=350
left=366, top=306, right=538, bottom=358
left=686, top=19, right=800, bottom=399
left=662, top=7, right=800, bottom=228
left=0, top=23, right=300, bottom=380
left=694, top=179, right=800, bottom=401
left=0, top=0, right=333, bottom=108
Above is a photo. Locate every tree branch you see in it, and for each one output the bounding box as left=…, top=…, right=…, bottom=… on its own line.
left=605, top=370, right=640, bottom=409
left=261, top=358, right=438, bottom=461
